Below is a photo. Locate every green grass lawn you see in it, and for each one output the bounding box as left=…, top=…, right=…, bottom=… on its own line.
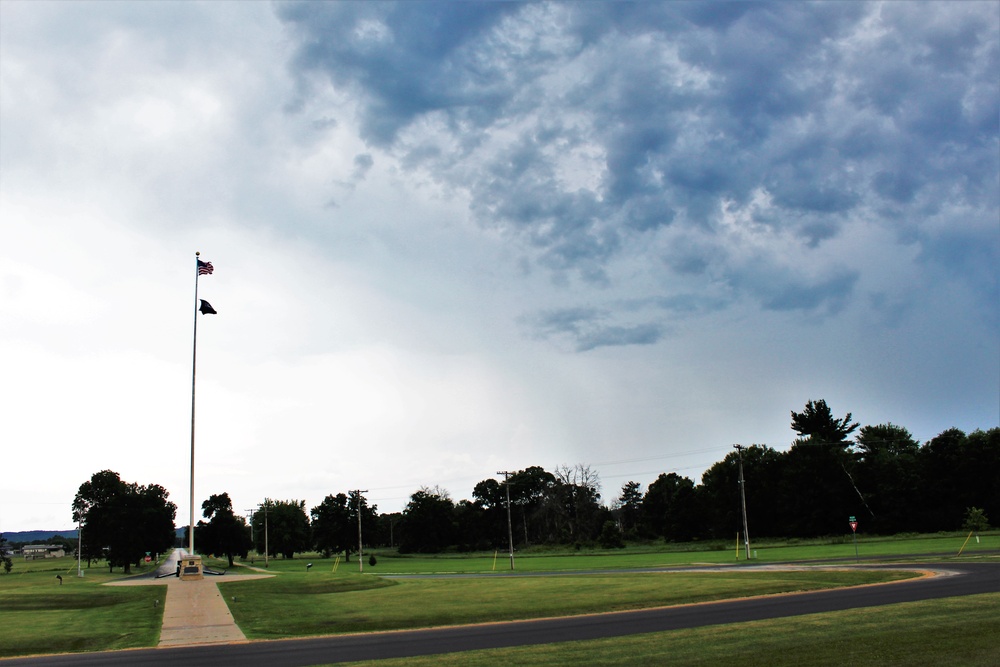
left=0, top=533, right=995, bottom=659
left=740, top=530, right=997, bottom=563
left=253, top=530, right=997, bottom=575
left=333, top=592, right=1000, bottom=667
left=0, top=556, right=165, bottom=658
left=219, top=568, right=917, bottom=638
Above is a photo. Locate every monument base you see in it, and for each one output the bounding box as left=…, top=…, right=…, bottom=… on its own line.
left=179, top=554, right=204, bottom=580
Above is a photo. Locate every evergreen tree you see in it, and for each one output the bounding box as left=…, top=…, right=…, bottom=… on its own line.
left=791, top=399, right=859, bottom=444
left=615, top=481, right=643, bottom=537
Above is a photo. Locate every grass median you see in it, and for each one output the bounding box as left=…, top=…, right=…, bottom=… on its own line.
left=219, top=568, right=917, bottom=639
left=332, top=592, right=1000, bottom=667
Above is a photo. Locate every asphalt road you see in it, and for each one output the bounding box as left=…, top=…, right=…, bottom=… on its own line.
left=4, top=561, right=998, bottom=667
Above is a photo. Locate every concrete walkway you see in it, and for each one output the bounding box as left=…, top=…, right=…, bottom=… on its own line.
left=107, top=550, right=273, bottom=648
left=157, top=576, right=262, bottom=647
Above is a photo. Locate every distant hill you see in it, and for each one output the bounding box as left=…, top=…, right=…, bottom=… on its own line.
left=1, top=527, right=188, bottom=545
left=2, top=530, right=79, bottom=544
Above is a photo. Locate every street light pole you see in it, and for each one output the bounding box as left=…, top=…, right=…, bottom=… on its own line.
left=734, top=444, right=751, bottom=560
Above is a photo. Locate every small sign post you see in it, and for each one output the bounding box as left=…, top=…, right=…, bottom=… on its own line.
left=849, top=516, right=859, bottom=563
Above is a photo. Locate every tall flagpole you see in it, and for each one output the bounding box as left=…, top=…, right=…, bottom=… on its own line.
left=190, top=252, right=200, bottom=556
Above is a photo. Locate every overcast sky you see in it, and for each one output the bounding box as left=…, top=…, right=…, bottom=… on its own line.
left=2, top=1, right=997, bottom=533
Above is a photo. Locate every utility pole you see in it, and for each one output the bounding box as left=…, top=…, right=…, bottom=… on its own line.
left=258, top=500, right=270, bottom=569
left=76, top=519, right=83, bottom=577
left=245, top=509, right=255, bottom=545
left=497, top=472, right=515, bottom=570
left=734, top=445, right=751, bottom=560
left=356, top=490, right=368, bottom=573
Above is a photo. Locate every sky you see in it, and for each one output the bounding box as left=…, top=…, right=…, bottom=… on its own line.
left=1, top=1, right=997, bottom=533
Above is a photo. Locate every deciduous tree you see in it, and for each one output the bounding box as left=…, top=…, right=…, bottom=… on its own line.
left=311, top=493, right=352, bottom=558
left=853, top=424, right=919, bottom=533
left=552, top=464, right=604, bottom=543
left=0, top=534, right=12, bottom=574
left=641, top=472, right=699, bottom=541
left=72, top=470, right=176, bottom=573
left=963, top=507, right=990, bottom=533
left=252, top=499, right=310, bottom=558
left=399, top=487, right=455, bottom=553
left=196, top=492, right=252, bottom=567
left=507, top=466, right=557, bottom=545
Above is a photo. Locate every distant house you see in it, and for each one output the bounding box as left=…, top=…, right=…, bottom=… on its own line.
left=22, top=545, right=66, bottom=559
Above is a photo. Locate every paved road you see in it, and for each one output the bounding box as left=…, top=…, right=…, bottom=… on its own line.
left=3, top=561, right=998, bottom=667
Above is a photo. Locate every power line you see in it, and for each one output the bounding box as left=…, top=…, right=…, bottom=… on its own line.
left=590, top=446, right=731, bottom=467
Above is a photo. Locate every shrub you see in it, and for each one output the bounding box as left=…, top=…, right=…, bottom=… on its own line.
left=598, top=521, right=625, bottom=549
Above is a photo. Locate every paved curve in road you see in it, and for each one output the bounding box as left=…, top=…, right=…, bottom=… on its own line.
left=3, top=561, right=998, bottom=667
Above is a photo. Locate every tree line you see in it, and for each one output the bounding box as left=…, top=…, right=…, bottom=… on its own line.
left=69, top=400, right=998, bottom=565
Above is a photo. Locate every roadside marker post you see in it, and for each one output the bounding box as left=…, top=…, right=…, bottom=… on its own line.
left=849, top=516, right=859, bottom=563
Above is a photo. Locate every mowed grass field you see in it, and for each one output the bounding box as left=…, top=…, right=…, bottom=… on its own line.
left=0, top=557, right=165, bottom=658
left=334, top=593, right=1000, bottom=667
left=0, top=531, right=995, bottom=660
left=240, top=529, right=998, bottom=576
left=219, top=530, right=996, bottom=640
left=219, top=568, right=916, bottom=638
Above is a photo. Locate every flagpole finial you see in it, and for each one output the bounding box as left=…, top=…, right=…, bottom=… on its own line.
left=196, top=251, right=201, bottom=256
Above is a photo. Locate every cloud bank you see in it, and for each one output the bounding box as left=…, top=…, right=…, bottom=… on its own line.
left=279, top=1, right=997, bottom=350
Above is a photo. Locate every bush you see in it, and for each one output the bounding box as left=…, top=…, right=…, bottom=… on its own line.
left=963, top=507, right=990, bottom=532
left=598, top=521, right=625, bottom=549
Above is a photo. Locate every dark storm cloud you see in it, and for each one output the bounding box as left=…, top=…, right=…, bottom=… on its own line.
left=279, top=1, right=521, bottom=145
left=521, top=307, right=664, bottom=352
left=757, top=271, right=858, bottom=314
left=278, top=1, right=999, bottom=345
left=352, top=153, right=374, bottom=180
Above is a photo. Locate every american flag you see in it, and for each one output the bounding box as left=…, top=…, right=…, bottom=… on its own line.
left=197, top=259, right=214, bottom=275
